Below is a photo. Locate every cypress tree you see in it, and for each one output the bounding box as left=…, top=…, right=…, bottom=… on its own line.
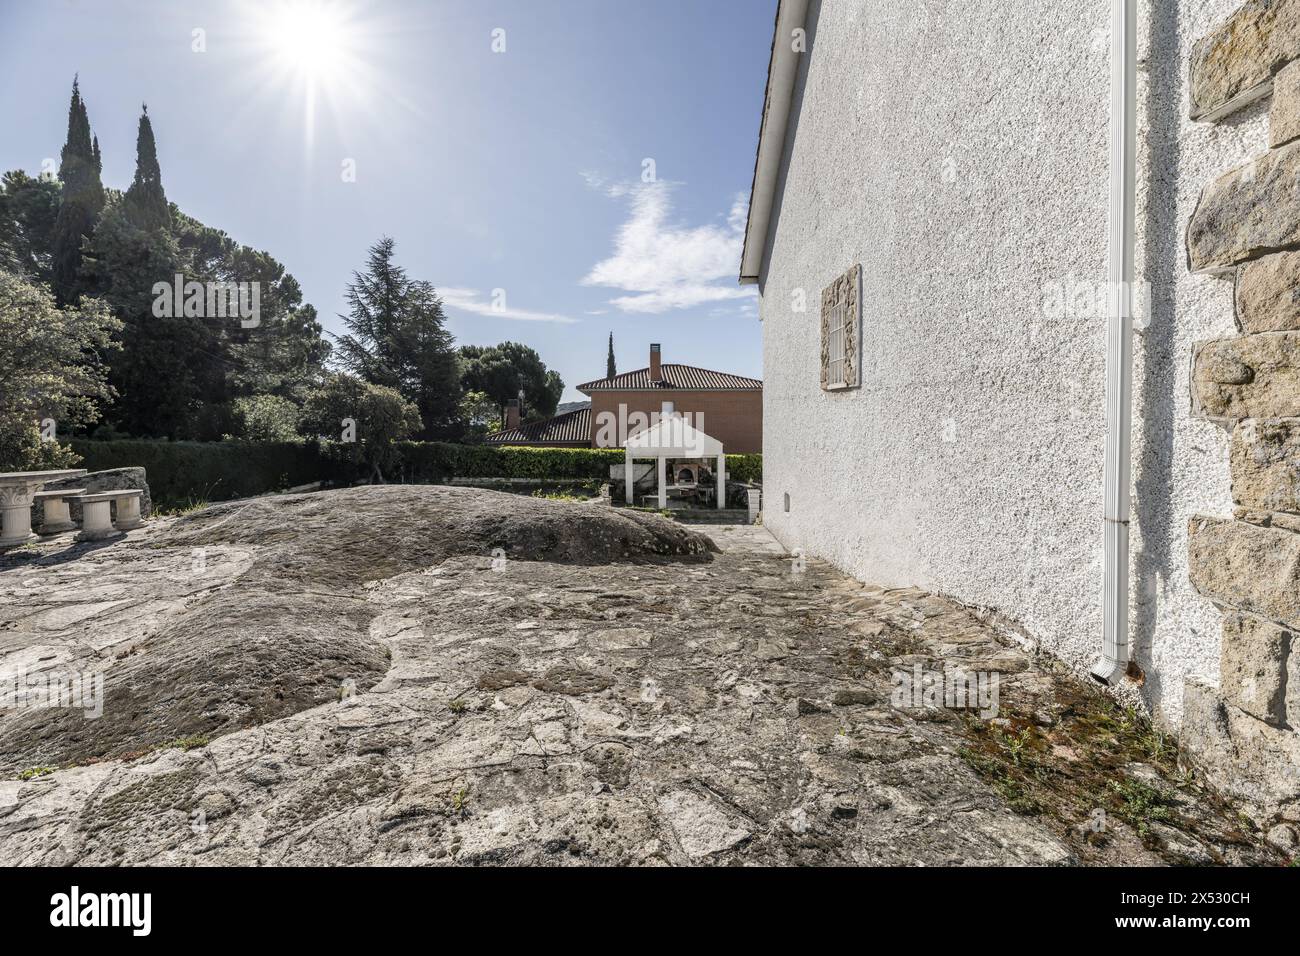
left=50, top=76, right=103, bottom=305
left=606, top=331, right=617, bottom=379
left=123, top=105, right=170, bottom=232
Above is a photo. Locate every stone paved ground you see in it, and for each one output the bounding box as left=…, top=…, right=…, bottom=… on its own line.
left=0, top=488, right=1285, bottom=866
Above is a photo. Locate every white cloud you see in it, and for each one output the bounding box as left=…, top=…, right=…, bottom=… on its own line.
left=581, top=181, right=756, bottom=314
left=439, top=287, right=577, bottom=324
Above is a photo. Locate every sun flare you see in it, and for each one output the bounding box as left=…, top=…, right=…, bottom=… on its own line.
left=239, top=0, right=377, bottom=152
left=265, top=1, right=350, bottom=79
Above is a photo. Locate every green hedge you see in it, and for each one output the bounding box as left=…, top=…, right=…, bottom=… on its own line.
left=390, top=444, right=626, bottom=483
left=387, top=444, right=762, bottom=485
left=68, top=438, right=762, bottom=506
left=69, top=439, right=332, bottom=507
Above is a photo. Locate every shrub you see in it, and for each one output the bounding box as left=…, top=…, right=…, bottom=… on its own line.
left=300, top=373, right=422, bottom=481
left=231, top=394, right=302, bottom=443
left=2, top=425, right=82, bottom=473
left=723, top=454, right=762, bottom=484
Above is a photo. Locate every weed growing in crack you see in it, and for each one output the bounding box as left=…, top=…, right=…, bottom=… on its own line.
left=1107, top=779, right=1177, bottom=838
left=450, top=785, right=469, bottom=817
left=998, top=726, right=1035, bottom=767
left=154, top=497, right=210, bottom=517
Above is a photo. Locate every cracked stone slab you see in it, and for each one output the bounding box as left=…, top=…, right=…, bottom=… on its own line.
left=0, top=487, right=1284, bottom=866
left=658, top=790, right=752, bottom=860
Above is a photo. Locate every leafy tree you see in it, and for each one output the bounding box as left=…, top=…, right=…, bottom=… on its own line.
left=334, top=237, right=461, bottom=439
left=0, top=269, right=120, bottom=470
left=459, top=341, right=564, bottom=425
left=0, top=171, right=60, bottom=281
left=82, top=199, right=220, bottom=439
left=231, top=394, right=302, bottom=443
left=457, top=390, right=501, bottom=442
left=10, top=86, right=330, bottom=444
left=299, top=372, right=421, bottom=481
left=123, top=105, right=169, bottom=232
left=606, top=331, right=617, bottom=379
left=51, top=78, right=103, bottom=305
left=172, top=212, right=331, bottom=401
left=81, top=116, right=329, bottom=440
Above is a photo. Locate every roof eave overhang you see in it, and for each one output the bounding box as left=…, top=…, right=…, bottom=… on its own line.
left=738, top=0, right=809, bottom=286
left=577, top=386, right=762, bottom=394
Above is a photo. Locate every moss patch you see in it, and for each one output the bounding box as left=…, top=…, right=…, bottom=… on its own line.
left=957, top=681, right=1276, bottom=864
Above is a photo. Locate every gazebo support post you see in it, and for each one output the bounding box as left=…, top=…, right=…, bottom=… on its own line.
left=625, top=449, right=634, bottom=506
left=657, top=455, right=667, bottom=510
left=716, top=453, right=726, bottom=510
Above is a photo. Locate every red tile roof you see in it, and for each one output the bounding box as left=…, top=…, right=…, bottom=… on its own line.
left=577, top=364, right=763, bottom=392
left=485, top=406, right=591, bottom=446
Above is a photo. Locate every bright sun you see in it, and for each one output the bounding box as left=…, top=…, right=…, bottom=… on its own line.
left=266, top=1, right=350, bottom=79
left=236, top=0, right=388, bottom=155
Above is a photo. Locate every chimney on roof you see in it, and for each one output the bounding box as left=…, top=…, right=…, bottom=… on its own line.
left=649, top=343, right=662, bottom=384
left=505, top=399, right=521, bottom=431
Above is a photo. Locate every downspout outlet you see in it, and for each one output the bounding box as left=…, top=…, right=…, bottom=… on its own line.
left=1089, top=656, right=1128, bottom=686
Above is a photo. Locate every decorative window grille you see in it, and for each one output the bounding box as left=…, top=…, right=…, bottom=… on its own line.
left=820, top=264, right=861, bottom=391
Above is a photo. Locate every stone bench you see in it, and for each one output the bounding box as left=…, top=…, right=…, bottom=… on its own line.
left=77, top=490, right=146, bottom=542
left=33, top=489, right=86, bottom=535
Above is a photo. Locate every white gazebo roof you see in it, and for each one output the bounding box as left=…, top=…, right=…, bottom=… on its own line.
left=623, top=416, right=724, bottom=458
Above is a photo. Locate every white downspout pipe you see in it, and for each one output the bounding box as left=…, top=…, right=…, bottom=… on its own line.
left=1093, top=0, right=1137, bottom=686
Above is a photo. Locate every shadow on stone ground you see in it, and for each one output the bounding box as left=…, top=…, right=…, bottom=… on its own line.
left=0, top=487, right=713, bottom=774
left=0, top=487, right=1289, bottom=866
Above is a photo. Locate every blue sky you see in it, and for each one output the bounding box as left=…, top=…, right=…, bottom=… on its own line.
left=0, top=0, right=775, bottom=401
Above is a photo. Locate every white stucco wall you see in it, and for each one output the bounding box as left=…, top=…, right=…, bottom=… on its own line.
left=757, top=0, right=1268, bottom=727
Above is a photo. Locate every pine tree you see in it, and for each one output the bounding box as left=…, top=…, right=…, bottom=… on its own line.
left=50, top=76, right=103, bottom=305
left=123, top=105, right=170, bottom=232
left=460, top=342, right=564, bottom=426
left=336, top=237, right=462, bottom=439
left=606, top=331, right=617, bottom=379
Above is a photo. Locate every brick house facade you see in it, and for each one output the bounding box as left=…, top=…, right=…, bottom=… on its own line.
left=488, top=344, right=763, bottom=453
